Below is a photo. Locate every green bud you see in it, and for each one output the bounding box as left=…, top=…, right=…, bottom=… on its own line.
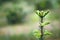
left=40, top=11, right=44, bottom=16
left=35, top=10, right=49, bottom=18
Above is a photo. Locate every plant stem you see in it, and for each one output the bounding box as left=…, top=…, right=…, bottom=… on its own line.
left=40, top=17, right=44, bottom=40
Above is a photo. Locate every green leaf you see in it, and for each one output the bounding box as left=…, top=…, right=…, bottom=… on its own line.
left=35, top=10, right=40, bottom=15
left=41, top=21, right=50, bottom=26
left=44, top=30, right=52, bottom=35
left=44, top=10, right=49, bottom=17
left=33, top=30, right=41, bottom=38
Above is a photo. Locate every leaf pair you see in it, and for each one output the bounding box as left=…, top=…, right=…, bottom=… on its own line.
left=44, top=30, right=52, bottom=35
left=35, top=10, right=49, bottom=18
left=33, top=29, right=52, bottom=38
left=41, top=21, right=50, bottom=26
left=33, top=30, right=41, bottom=38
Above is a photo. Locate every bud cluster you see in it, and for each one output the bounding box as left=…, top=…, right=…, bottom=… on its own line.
left=36, top=10, right=49, bottom=18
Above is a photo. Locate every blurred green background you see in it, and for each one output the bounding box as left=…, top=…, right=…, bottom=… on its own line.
left=0, top=0, right=60, bottom=40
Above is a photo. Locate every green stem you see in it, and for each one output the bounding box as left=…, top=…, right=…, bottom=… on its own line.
left=39, top=17, right=44, bottom=40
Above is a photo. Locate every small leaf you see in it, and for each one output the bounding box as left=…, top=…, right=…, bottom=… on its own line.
left=35, top=10, right=40, bottom=15
left=44, top=30, right=52, bottom=35
left=41, top=21, right=50, bottom=26
left=33, top=30, right=41, bottom=38
left=44, top=10, right=49, bottom=17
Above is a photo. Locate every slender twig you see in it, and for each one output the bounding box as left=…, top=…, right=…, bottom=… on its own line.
left=40, top=17, right=44, bottom=40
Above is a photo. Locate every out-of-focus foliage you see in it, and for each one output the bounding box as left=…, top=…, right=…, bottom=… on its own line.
left=6, top=8, right=26, bottom=24
left=0, top=0, right=60, bottom=26
left=0, top=0, right=35, bottom=25
left=36, top=0, right=53, bottom=10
